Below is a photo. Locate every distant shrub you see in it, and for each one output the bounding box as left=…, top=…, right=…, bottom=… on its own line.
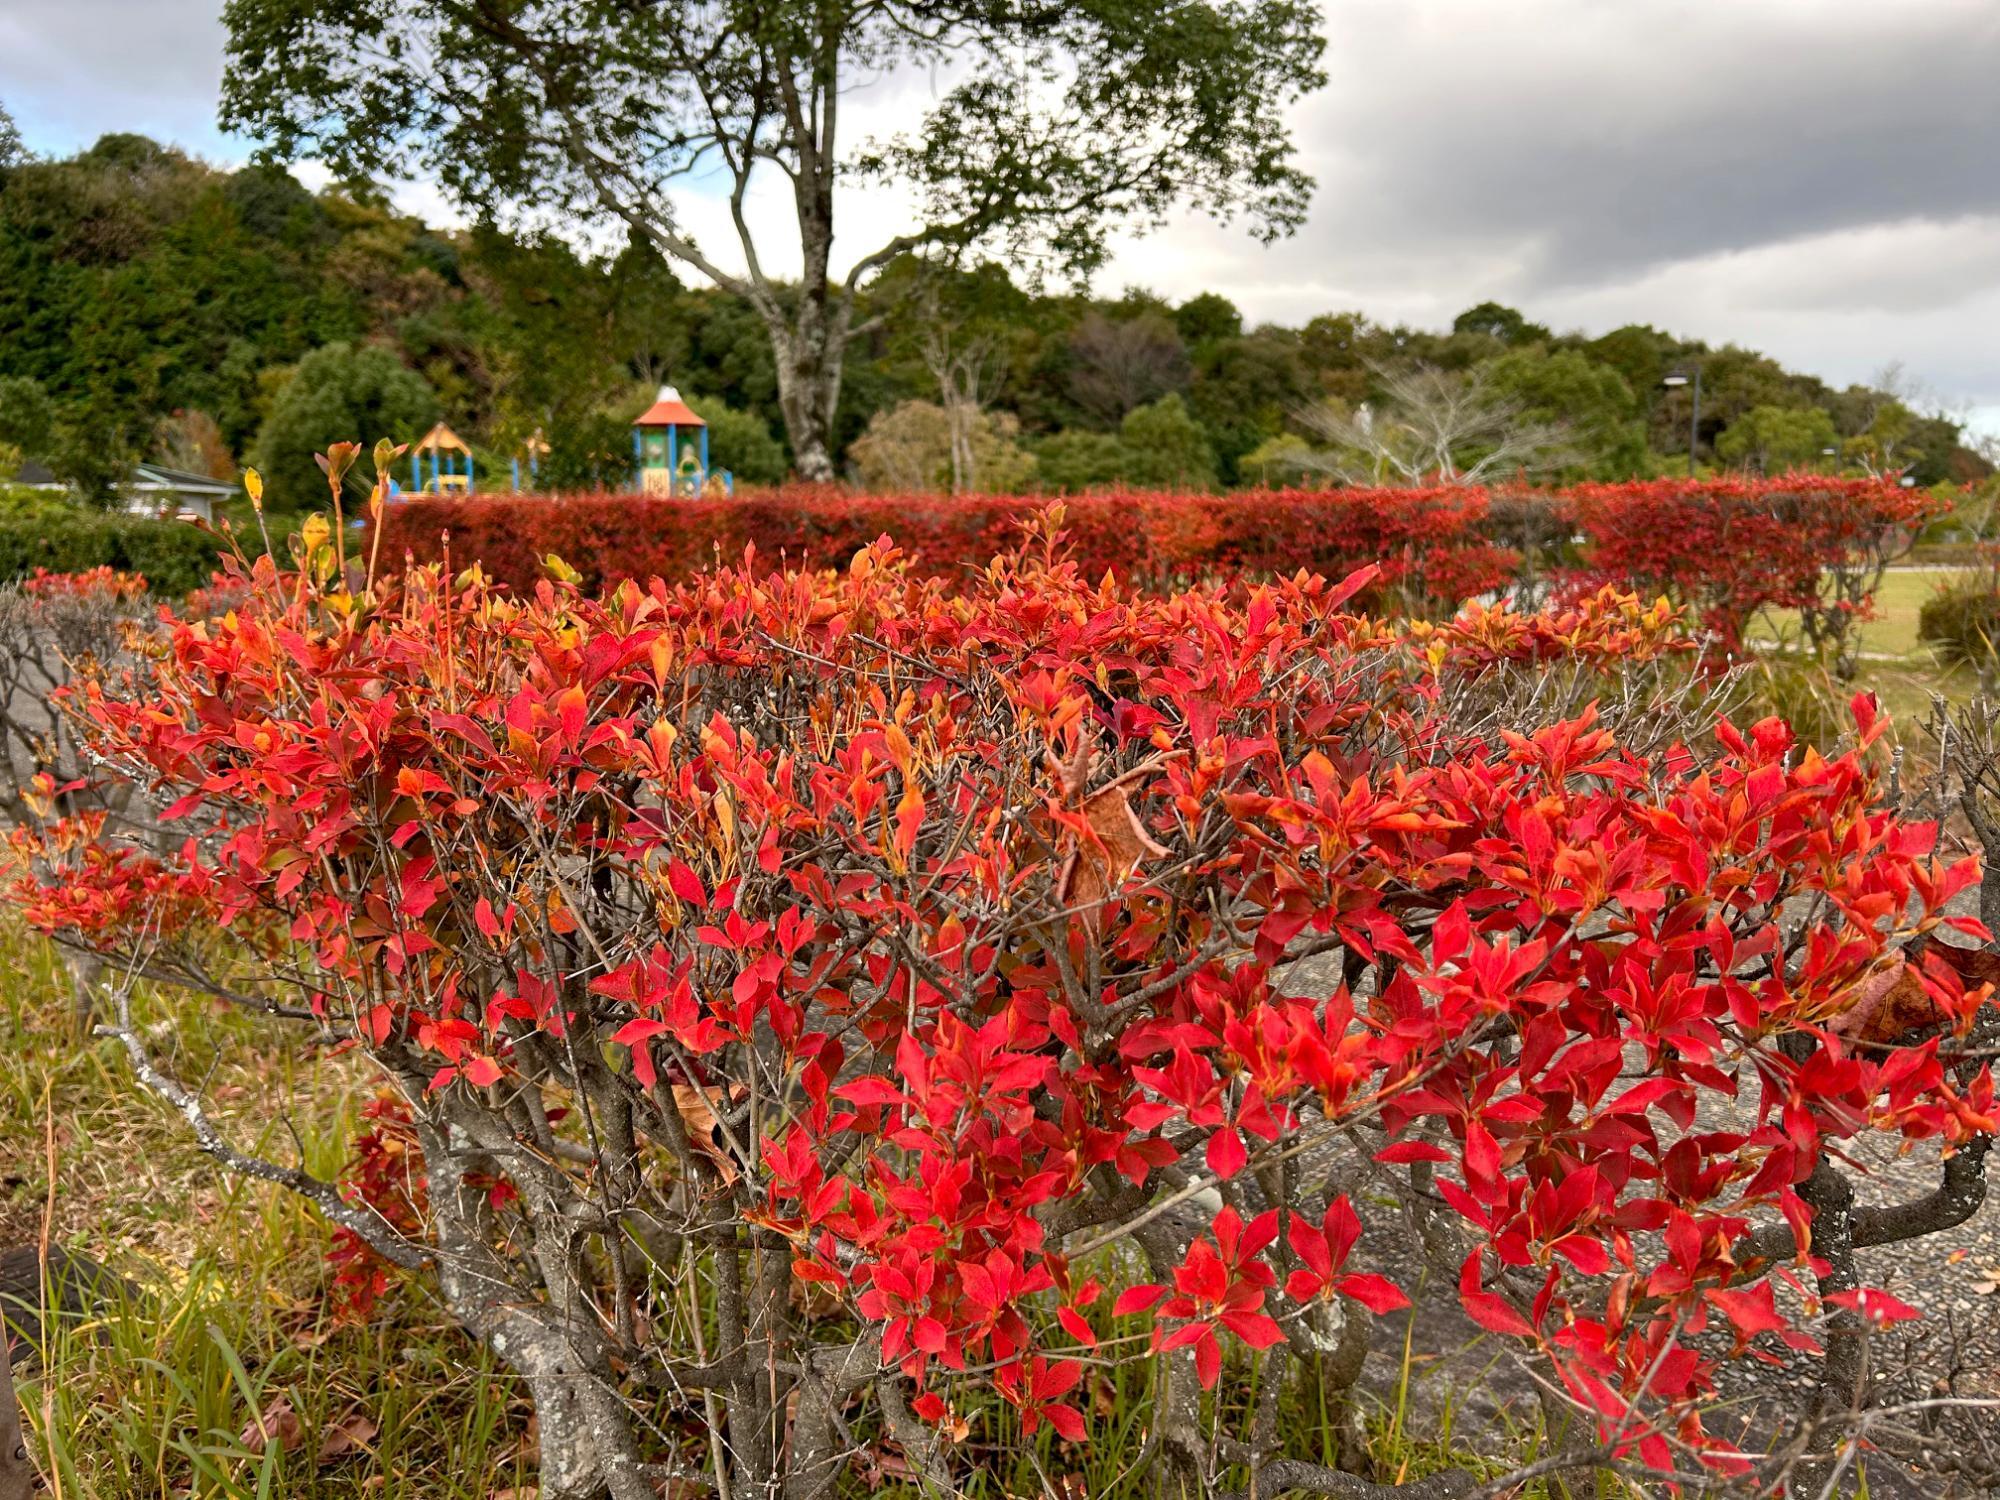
left=0, top=510, right=220, bottom=596
left=379, top=478, right=1923, bottom=640
left=1567, top=475, right=1937, bottom=668
left=1918, top=567, right=2000, bottom=683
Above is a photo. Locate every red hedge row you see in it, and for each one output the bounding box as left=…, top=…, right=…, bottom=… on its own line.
left=375, top=485, right=1507, bottom=604
left=375, top=476, right=1933, bottom=634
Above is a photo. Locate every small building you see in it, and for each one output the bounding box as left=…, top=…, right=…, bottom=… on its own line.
left=9, top=459, right=233, bottom=523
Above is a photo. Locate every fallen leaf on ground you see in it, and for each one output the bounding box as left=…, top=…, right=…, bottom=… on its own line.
left=238, top=1395, right=303, bottom=1455
left=316, top=1408, right=379, bottom=1463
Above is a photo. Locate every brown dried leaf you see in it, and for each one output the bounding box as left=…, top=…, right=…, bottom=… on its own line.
left=315, top=1408, right=379, bottom=1463
left=671, top=1082, right=739, bottom=1185
left=1052, top=776, right=1170, bottom=923
left=238, top=1395, right=303, bottom=1456
left=1829, top=963, right=1945, bottom=1046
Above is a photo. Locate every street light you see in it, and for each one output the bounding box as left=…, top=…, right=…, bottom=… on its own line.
left=1662, top=369, right=1701, bottom=476
left=1821, top=445, right=1838, bottom=474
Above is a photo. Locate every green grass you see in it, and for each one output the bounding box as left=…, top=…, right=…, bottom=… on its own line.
left=0, top=928, right=536, bottom=1499
left=1752, top=565, right=1968, bottom=664
left=1737, top=566, right=1986, bottom=741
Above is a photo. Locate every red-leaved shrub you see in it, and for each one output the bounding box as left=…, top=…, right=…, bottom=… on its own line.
left=10, top=490, right=1994, bottom=1499
left=1566, top=476, right=1937, bottom=658
left=375, top=485, right=1514, bottom=609
left=376, top=477, right=1929, bottom=655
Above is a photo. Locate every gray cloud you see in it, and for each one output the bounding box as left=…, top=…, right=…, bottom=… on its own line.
left=1301, top=0, right=2000, bottom=292
left=0, top=1, right=236, bottom=159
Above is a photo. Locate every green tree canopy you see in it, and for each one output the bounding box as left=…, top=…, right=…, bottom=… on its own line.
left=1032, top=430, right=1130, bottom=493
left=1716, top=404, right=1840, bottom=475
left=1119, top=394, right=1218, bottom=490
left=0, top=375, right=54, bottom=459
left=1482, top=347, right=1648, bottom=479
left=1175, top=292, right=1245, bottom=347
left=1451, top=301, right=1551, bottom=347
left=253, top=342, right=439, bottom=509
left=692, top=398, right=789, bottom=488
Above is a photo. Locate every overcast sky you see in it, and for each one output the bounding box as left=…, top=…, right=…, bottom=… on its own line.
left=4, top=0, right=1997, bottom=433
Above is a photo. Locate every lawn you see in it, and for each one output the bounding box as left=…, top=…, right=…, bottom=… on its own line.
left=0, top=933, right=540, bottom=1498
left=1753, top=564, right=1967, bottom=662
left=1741, top=565, right=1985, bottom=739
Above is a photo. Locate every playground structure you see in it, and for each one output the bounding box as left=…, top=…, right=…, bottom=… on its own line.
left=509, top=428, right=549, bottom=492
left=633, top=385, right=733, bottom=498
left=390, top=394, right=736, bottom=500
left=393, top=390, right=736, bottom=498
left=409, top=422, right=474, bottom=494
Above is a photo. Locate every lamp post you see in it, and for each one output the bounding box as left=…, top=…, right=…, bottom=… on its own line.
left=1662, top=368, right=1702, bottom=476
left=1821, top=445, right=1838, bottom=474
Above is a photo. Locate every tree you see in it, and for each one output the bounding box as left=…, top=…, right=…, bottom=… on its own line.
left=1482, top=347, right=1648, bottom=479
left=1188, top=326, right=1310, bottom=483
left=0, top=100, right=22, bottom=171
left=1030, top=428, right=1130, bottom=492
left=0, top=376, right=54, bottom=462
left=847, top=398, right=1036, bottom=493
left=1294, top=362, right=1576, bottom=485
left=1174, top=291, right=1243, bottom=347
left=1450, top=300, right=1549, bottom=347
left=151, top=409, right=238, bottom=481
left=1064, top=311, right=1192, bottom=427
left=221, top=2, right=1328, bottom=483
left=921, top=322, right=1006, bottom=494
left=1118, top=393, right=1217, bottom=490
left=692, top=398, right=789, bottom=488
left=251, top=344, right=438, bottom=508
left=1716, top=404, right=1839, bottom=475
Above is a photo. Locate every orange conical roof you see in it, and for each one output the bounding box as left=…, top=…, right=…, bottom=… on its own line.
left=633, top=384, right=706, bottom=428
left=413, top=421, right=473, bottom=454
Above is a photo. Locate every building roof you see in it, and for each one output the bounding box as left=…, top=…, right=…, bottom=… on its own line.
left=131, top=462, right=237, bottom=497
left=8, top=460, right=233, bottom=498
left=633, top=384, right=706, bottom=429
left=413, top=422, right=473, bottom=454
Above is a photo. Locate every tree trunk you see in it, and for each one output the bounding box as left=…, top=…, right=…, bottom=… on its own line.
left=0, top=1344, right=30, bottom=1500
left=773, top=330, right=840, bottom=484
left=414, top=1112, right=654, bottom=1500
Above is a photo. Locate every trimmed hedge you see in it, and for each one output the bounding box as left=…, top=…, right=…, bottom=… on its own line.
left=374, top=486, right=1515, bottom=608
left=0, top=513, right=223, bottom=597
left=375, top=479, right=1930, bottom=638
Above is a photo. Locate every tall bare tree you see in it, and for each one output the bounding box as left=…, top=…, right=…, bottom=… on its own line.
left=1066, top=311, right=1191, bottom=426
left=920, top=323, right=1001, bottom=494
left=1293, top=361, right=1576, bottom=485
